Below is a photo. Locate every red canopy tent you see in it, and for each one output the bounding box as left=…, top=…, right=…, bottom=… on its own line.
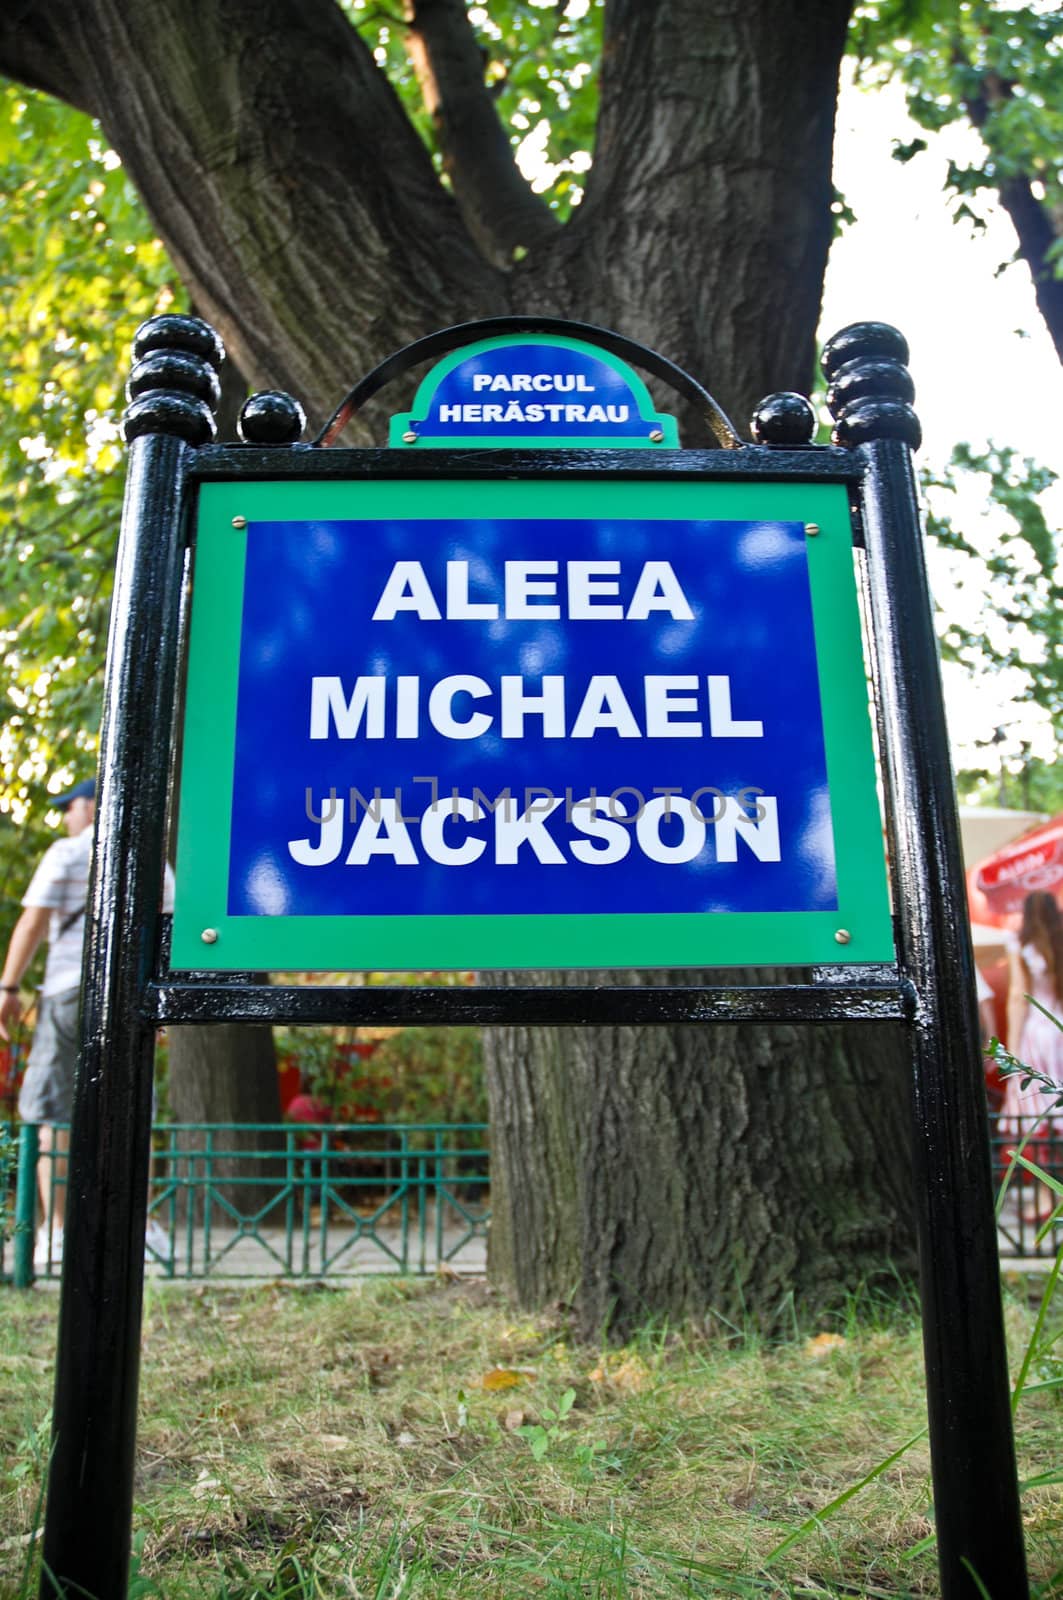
left=968, top=812, right=1063, bottom=928
left=967, top=812, right=1063, bottom=1052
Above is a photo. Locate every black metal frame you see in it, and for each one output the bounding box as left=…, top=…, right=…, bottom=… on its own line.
left=40, top=316, right=1028, bottom=1600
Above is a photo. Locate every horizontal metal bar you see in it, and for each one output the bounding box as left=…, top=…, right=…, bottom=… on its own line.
left=183, top=443, right=865, bottom=484
left=146, top=977, right=913, bottom=1027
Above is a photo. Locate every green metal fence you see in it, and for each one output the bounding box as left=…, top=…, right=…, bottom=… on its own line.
left=4, top=1113, right=1060, bottom=1285
left=2, top=1121, right=489, bottom=1285
left=990, top=1113, right=1063, bottom=1261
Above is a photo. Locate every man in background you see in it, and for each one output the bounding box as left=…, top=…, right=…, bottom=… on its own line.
left=0, top=778, right=96, bottom=1266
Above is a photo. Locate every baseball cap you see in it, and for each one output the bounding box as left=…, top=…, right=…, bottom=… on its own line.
left=53, top=777, right=97, bottom=809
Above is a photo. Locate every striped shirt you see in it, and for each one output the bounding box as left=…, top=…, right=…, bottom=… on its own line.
left=22, top=829, right=93, bottom=996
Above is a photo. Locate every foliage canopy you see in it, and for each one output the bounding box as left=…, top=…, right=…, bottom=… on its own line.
left=0, top=0, right=1059, bottom=941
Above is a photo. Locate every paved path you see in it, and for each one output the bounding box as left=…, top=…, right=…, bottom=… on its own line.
left=12, top=1204, right=1058, bottom=1285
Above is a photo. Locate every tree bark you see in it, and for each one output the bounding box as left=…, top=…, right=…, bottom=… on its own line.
left=477, top=2, right=917, bottom=1336
left=533, top=0, right=854, bottom=434
left=994, top=175, right=1063, bottom=365
left=0, top=0, right=506, bottom=435
left=166, top=1024, right=282, bottom=1219
left=485, top=977, right=914, bottom=1337
left=0, top=0, right=847, bottom=437
left=962, top=74, right=1063, bottom=365
left=0, top=0, right=923, bottom=1326
left=404, top=0, right=560, bottom=264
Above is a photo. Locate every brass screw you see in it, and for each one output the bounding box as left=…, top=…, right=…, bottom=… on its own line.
left=402, top=431, right=418, bottom=444
left=232, top=516, right=247, bottom=529
left=648, top=429, right=665, bottom=443
left=834, top=928, right=852, bottom=945
left=805, top=522, right=820, bottom=538
left=201, top=928, right=219, bottom=944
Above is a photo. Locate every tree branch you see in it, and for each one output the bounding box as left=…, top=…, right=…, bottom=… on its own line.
left=404, top=0, right=559, bottom=263
left=558, top=0, right=854, bottom=432
left=0, top=0, right=506, bottom=430
left=962, top=72, right=1063, bottom=364
left=997, top=176, right=1063, bottom=365
left=0, top=0, right=94, bottom=112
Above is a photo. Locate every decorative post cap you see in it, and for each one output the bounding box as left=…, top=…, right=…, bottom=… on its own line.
left=238, top=391, right=307, bottom=445
left=750, top=391, right=817, bottom=447
left=122, top=314, right=225, bottom=446
left=821, top=321, right=921, bottom=450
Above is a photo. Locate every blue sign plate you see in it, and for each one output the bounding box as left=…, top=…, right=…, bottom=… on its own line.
left=232, top=519, right=829, bottom=919
left=173, top=477, right=893, bottom=971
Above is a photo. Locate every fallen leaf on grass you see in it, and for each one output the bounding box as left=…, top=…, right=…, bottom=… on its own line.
left=588, top=1355, right=649, bottom=1392
left=481, top=1366, right=535, bottom=1390
left=805, top=1332, right=847, bottom=1359
left=316, top=1434, right=352, bottom=1452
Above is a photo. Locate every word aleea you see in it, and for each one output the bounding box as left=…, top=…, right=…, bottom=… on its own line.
left=371, top=559, right=693, bottom=622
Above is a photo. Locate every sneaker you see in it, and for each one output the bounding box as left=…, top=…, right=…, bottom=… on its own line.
left=144, top=1218, right=174, bottom=1264
left=33, top=1224, right=63, bottom=1269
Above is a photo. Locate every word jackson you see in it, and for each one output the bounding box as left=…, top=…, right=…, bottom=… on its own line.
left=290, top=790, right=779, bottom=869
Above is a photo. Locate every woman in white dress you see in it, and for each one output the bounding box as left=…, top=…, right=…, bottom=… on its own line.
left=1001, top=891, right=1063, bottom=1220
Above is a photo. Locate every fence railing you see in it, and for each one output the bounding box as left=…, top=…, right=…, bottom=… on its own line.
left=3, top=1112, right=1060, bottom=1285
left=990, top=1112, right=1063, bottom=1261
left=2, top=1121, right=489, bottom=1285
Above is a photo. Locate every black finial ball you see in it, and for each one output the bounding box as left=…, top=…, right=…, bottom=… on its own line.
left=751, top=391, right=817, bottom=447
left=132, top=313, right=225, bottom=369
left=820, top=321, right=908, bottom=382
left=238, top=391, right=306, bottom=446
left=833, top=399, right=922, bottom=452
left=826, top=356, right=915, bottom=418
left=126, top=350, right=222, bottom=410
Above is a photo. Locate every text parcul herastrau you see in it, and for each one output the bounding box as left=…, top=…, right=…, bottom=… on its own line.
left=437, top=368, right=629, bottom=426
left=288, top=557, right=780, bottom=871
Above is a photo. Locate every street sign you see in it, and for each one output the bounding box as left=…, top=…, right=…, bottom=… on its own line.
left=46, top=314, right=1028, bottom=1600
left=172, top=476, right=892, bottom=971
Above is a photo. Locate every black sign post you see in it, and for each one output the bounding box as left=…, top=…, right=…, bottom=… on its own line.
left=39, top=314, right=1027, bottom=1599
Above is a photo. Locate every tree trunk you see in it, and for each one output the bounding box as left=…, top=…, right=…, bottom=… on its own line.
left=481, top=3, right=916, bottom=1337
left=518, top=0, right=854, bottom=434
left=485, top=975, right=915, bottom=1338
left=166, top=1023, right=282, bottom=1219
left=0, top=0, right=924, bottom=1325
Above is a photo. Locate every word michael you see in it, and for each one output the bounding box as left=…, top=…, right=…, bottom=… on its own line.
left=288, top=792, right=781, bottom=869
left=310, top=675, right=762, bottom=743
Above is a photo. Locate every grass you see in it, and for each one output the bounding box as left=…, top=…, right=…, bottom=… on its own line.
left=1, top=1274, right=1061, bottom=1598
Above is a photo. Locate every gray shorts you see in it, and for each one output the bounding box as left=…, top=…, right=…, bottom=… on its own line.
left=17, top=987, right=80, bottom=1124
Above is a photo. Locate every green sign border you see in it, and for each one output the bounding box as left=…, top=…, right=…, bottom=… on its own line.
left=172, top=477, right=894, bottom=972
left=387, top=334, right=680, bottom=449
